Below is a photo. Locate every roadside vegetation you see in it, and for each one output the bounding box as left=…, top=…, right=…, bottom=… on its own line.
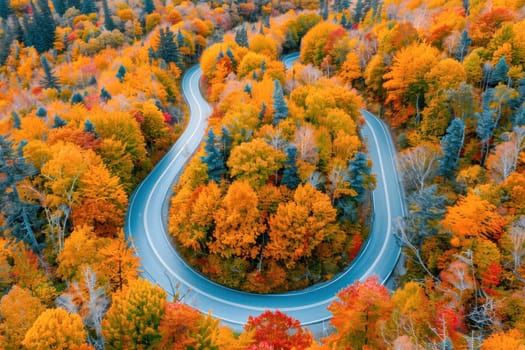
left=0, top=0, right=525, bottom=348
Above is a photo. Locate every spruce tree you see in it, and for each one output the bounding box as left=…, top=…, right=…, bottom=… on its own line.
left=26, top=0, right=56, bottom=53
left=272, top=79, right=288, bottom=125
left=0, top=26, right=11, bottom=66
left=52, top=0, right=66, bottom=16
left=0, top=136, right=41, bottom=251
left=476, top=107, right=495, bottom=165
left=142, top=0, right=155, bottom=14
left=11, top=112, right=21, bottom=129
left=157, top=27, right=182, bottom=69
left=81, top=0, right=96, bottom=14
left=201, top=128, right=226, bottom=182
left=348, top=152, right=371, bottom=202
left=84, top=119, right=96, bottom=135
left=100, top=87, right=112, bottom=101
left=102, top=0, right=115, bottom=31
left=281, top=145, right=300, bottom=189
left=439, top=118, right=465, bottom=179
left=244, top=83, right=252, bottom=98
left=455, top=30, right=471, bottom=62
left=0, top=0, right=11, bottom=20
left=489, top=56, right=510, bottom=87
left=40, top=56, right=60, bottom=91
left=71, top=92, right=84, bottom=104
left=353, top=0, right=364, bottom=23
left=36, top=107, right=47, bottom=118
left=234, top=25, right=248, bottom=48
left=116, top=64, right=126, bottom=82
left=282, top=29, right=297, bottom=53
left=52, top=115, right=67, bottom=128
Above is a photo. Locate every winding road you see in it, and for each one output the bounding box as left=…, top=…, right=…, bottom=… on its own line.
left=125, top=54, right=406, bottom=332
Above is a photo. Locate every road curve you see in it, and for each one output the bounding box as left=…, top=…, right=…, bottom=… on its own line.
left=125, top=54, right=406, bottom=332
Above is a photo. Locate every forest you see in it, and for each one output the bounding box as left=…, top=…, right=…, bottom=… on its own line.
left=1, top=0, right=525, bottom=348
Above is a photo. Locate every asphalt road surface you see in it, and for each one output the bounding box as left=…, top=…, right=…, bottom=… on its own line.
left=125, top=54, right=406, bottom=332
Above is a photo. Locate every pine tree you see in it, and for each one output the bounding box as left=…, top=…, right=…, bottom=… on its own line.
left=142, top=0, right=155, bottom=14
left=353, top=0, right=364, bottom=23
left=348, top=152, right=371, bottom=202
left=26, top=0, right=56, bottom=53
left=0, top=26, right=12, bottom=66
left=80, top=0, right=96, bottom=14
left=244, top=83, right=252, bottom=98
left=40, top=56, right=60, bottom=91
left=100, top=87, right=112, bottom=102
left=11, top=112, right=21, bottom=129
left=157, top=27, right=182, bottom=69
left=235, top=25, right=248, bottom=48
left=0, top=136, right=41, bottom=251
left=455, top=30, right=471, bottom=62
left=201, top=128, right=226, bottom=182
left=0, top=0, right=12, bottom=19
left=489, top=56, right=510, bottom=87
left=53, top=115, right=67, bottom=128
left=102, top=0, right=115, bottom=31
left=272, top=80, right=288, bottom=126
left=281, top=145, right=300, bottom=189
left=36, top=107, right=47, bottom=118
left=116, top=64, right=126, bottom=82
left=84, top=119, right=97, bottom=137
left=282, top=29, right=298, bottom=53
left=71, top=92, right=84, bottom=104
left=476, top=107, right=495, bottom=165
left=176, top=29, right=184, bottom=48
left=52, top=0, right=66, bottom=16
left=439, top=118, right=465, bottom=178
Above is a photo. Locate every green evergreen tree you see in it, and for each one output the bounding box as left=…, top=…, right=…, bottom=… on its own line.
left=272, top=79, right=288, bottom=125
left=348, top=151, right=371, bottom=203
left=40, top=56, right=60, bottom=91
left=102, top=0, right=115, bottom=31
left=84, top=119, right=97, bottom=136
left=71, top=92, right=84, bottom=104
left=11, top=112, right=21, bottom=130
left=0, top=136, right=41, bottom=251
left=455, top=30, right=471, bottom=62
left=157, top=27, right=182, bottom=69
left=142, top=0, right=155, bottom=14
left=0, top=0, right=12, bottom=19
left=476, top=107, right=495, bottom=165
left=244, top=83, right=252, bottom=98
left=0, top=26, right=12, bottom=66
left=439, top=118, right=465, bottom=178
left=36, top=107, right=47, bottom=118
left=52, top=0, right=66, bottom=16
left=201, top=128, right=226, bottom=182
left=282, top=29, right=298, bottom=53
left=116, top=64, right=126, bottom=82
left=281, top=145, right=300, bottom=189
left=489, top=56, right=510, bottom=87
left=52, top=115, right=67, bottom=128
left=24, top=0, right=56, bottom=53
left=100, top=87, right=112, bottom=102
left=353, top=0, right=364, bottom=23
left=80, top=0, right=96, bottom=14
left=234, top=25, right=248, bottom=48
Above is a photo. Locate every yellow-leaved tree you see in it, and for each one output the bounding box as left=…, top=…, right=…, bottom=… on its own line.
left=22, top=308, right=90, bottom=350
